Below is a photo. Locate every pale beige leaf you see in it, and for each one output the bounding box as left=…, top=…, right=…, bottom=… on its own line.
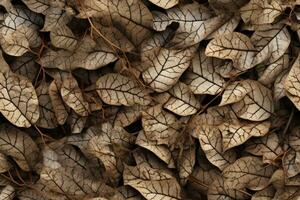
left=244, top=132, right=283, bottom=164
left=219, top=120, right=271, bottom=151
left=0, top=185, right=15, bottom=200
left=208, top=14, right=240, bottom=39
left=274, top=70, right=288, bottom=100
left=96, top=73, right=151, bottom=106
left=178, top=144, right=196, bottom=181
left=284, top=54, right=300, bottom=110
left=123, top=163, right=182, bottom=200
left=222, top=156, right=276, bottom=190
left=152, top=11, right=172, bottom=31
left=163, top=2, right=228, bottom=48
left=205, top=32, right=256, bottom=71
left=164, top=82, right=200, bottom=116
left=207, top=176, right=249, bottom=200
left=198, top=126, right=237, bottom=170
left=118, top=186, right=145, bottom=200
left=185, top=48, right=225, bottom=95
left=219, top=81, right=252, bottom=106
left=0, top=71, right=39, bottom=127
left=251, top=24, right=291, bottom=66
left=259, top=54, right=289, bottom=85
left=49, top=80, right=69, bottom=125
left=142, top=47, right=195, bottom=92
left=40, top=166, right=119, bottom=199
left=189, top=166, right=221, bottom=194
left=114, top=105, right=145, bottom=127
left=0, top=50, right=10, bottom=73
left=0, top=33, right=29, bottom=56
left=136, top=130, right=175, bottom=168
left=231, top=80, right=274, bottom=121
left=42, top=7, right=73, bottom=31
left=36, top=81, right=58, bottom=129
left=240, top=0, right=285, bottom=25
left=148, top=0, right=178, bottom=9
left=61, top=75, right=90, bottom=116
left=0, top=124, right=39, bottom=171
left=142, top=105, right=182, bottom=146
left=21, top=0, right=50, bottom=13
left=50, top=25, right=78, bottom=51
left=283, top=149, right=300, bottom=178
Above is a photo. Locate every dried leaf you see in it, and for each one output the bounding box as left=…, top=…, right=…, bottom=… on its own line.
left=0, top=71, right=39, bottom=127
left=96, top=73, right=151, bottom=106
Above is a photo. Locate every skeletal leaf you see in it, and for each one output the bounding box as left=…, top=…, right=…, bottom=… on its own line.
left=142, top=47, right=195, bottom=92
left=61, top=75, right=90, bottom=116
left=0, top=185, right=15, bottom=200
left=244, top=132, right=283, bottom=164
left=231, top=80, right=274, bottom=121
left=219, top=120, right=271, bottom=151
left=49, top=80, right=69, bottom=125
left=222, top=156, right=276, bottom=190
left=198, top=126, right=237, bottom=170
left=96, top=73, right=151, bottom=106
left=0, top=124, right=39, bottom=171
left=240, top=0, right=285, bottom=25
left=136, top=130, right=175, bottom=168
left=142, top=105, right=182, bottom=146
left=185, top=48, right=225, bottom=95
left=251, top=24, right=291, bottom=66
left=123, top=163, right=182, bottom=200
left=0, top=71, right=39, bottom=127
left=50, top=25, right=78, bottom=51
left=164, top=82, right=200, bottom=116
left=205, top=32, right=256, bottom=71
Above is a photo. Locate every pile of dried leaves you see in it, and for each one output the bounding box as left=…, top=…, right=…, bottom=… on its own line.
left=0, top=0, right=300, bottom=199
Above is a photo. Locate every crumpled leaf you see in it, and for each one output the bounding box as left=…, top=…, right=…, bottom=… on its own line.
left=142, top=105, right=182, bottom=146
left=244, top=132, right=283, bottom=164
left=96, top=73, right=151, bottom=106
left=185, top=48, right=225, bottom=95
left=0, top=71, right=39, bottom=127
left=205, top=32, right=256, bottom=71
left=0, top=185, right=15, bottom=200
left=198, top=125, right=237, bottom=170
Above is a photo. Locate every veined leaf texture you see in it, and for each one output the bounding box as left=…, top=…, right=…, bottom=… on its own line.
left=0, top=0, right=298, bottom=199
